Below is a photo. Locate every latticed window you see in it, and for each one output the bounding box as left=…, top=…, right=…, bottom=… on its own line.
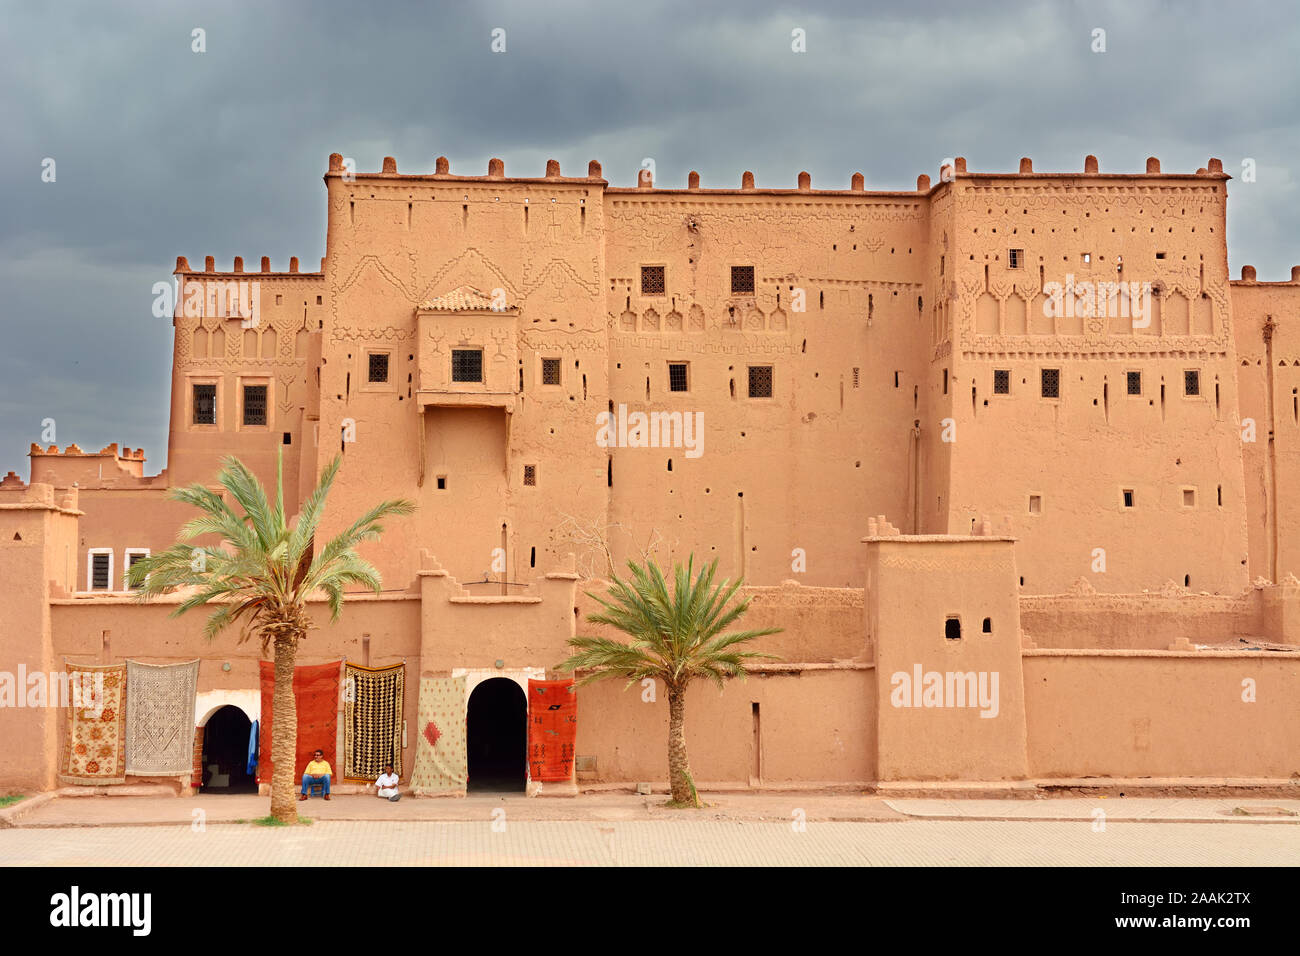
left=243, top=385, right=267, bottom=426
left=749, top=365, right=774, bottom=398
left=523, top=464, right=537, bottom=486
left=90, top=553, right=110, bottom=590
left=193, top=384, right=216, bottom=425
left=1008, top=249, right=1023, bottom=269
left=541, top=358, right=561, bottom=385
left=1041, top=368, right=1060, bottom=398
left=452, top=349, right=483, bottom=383
left=731, top=265, right=755, bottom=295
left=668, top=363, right=689, bottom=392
left=1184, top=369, right=1200, bottom=396
left=993, top=369, right=1010, bottom=394
left=1127, top=371, right=1142, bottom=395
left=641, top=266, right=665, bottom=295
left=368, top=352, right=389, bottom=383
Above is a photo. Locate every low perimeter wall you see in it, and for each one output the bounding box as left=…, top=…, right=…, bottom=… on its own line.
left=1024, top=650, right=1300, bottom=779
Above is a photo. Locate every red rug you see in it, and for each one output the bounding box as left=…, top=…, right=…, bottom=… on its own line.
left=528, top=679, right=577, bottom=782
left=257, top=660, right=341, bottom=783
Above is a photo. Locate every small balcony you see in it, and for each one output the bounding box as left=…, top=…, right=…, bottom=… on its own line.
left=415, top=286, right=519, bottom=411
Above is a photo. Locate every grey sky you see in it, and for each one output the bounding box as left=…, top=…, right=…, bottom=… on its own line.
left=1, top=0, right=1295, bottom=473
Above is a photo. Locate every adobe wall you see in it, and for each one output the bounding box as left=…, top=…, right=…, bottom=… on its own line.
left=1019, top=584, right=1268, bottom=650
left=1023, top=650, right=1300, bottom=779
left=165, top=260, right=326, bottom=499
left=1230, top=269, right=1300, bottom=584
left=574, top=579, right=866, bottom=664
left=0, top=480, right=80, bottom=791
left=941, top=159, right=1249, bottom=596
left=601, top=184, right=930, bottom=586
left=574, top=666, right=876, bottom=786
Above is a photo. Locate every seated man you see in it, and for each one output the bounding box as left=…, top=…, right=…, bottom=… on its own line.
left=375, top=763, right=400, bottom=802
left=299, top=749, right=332, bottom=801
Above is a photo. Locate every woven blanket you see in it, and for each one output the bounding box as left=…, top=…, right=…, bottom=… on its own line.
left=409, top=676, right=467, bottom=794
left=59, top=662, right=127, bottom=785
left=528, top=679, right=577, bottom=782
left=257, top=660, right=341, bottom=783
left=125, top=660, right=199, bottom=775
left=343, top=662, right=405, bottom=780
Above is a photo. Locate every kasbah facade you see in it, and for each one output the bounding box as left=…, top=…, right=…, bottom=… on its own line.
left=2, top=151, right=1299, bottom=797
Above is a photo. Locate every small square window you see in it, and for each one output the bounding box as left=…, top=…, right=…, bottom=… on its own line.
left=193, top=384, right=217, bottom=425
left=748, top=365, right=774, bottom=398
left=1127, top=371, right=1142, bottom=395
left=367, top=352, right=389, bottom=383
left=1082, top=252, right=1091, bottom=264
left=1008, top=249, right=1023, bottom=269
left=282, top=432, right=292, bottom=445
left=1155, top=252, right=1166, bottom=260
left=1028, top=494, right=1042, bottom=515
left=668, top=362, right=689, bottom=392
left=731, top=265, right=755, bottom=295
left=1183, top=488, right=1196, bottom=507
left=993, top=369, right=1010, bottom=394
left=641, top=266, right=665, bottom=295
left=541, top=357, right=562, bottom=386
left=451, top=349, right=483, bottom=383
left=243, top=385, right=267, bottom=426
left=1184, top=370, right=1200, bottom=396
left=436, top=476, right=447, bottom=490
left=944, top=617, right=962, bottom=641
left=1041, top=368, right=1060, bottom=398
left=523, top=464, right=537, bottom=486
left=1123, top=489, right=1135, bottom=508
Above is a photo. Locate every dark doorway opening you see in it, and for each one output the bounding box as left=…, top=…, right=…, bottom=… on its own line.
left=467, top=678, right=527, bottom=792
left=200, top=705, right=258, bottom=794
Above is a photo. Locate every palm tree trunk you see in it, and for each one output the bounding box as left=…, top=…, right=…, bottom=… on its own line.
left=269, top=632, right=299, bottom=823
left=666, top=684, right=697, bottom=805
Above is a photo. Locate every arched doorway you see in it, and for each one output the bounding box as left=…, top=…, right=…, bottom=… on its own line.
left=466, top=677, right=527, bottom=792
left=200, top=704, right=258, bottom=794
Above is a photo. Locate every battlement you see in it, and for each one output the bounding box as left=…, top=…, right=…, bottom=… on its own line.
left=1234, top=264, right=1300, bottom=284
left=322, top=152, right=1230, bottom=196
left=173, top=255, right=324, bottom=277
left=0, top=475, right=79, bottom=512
left=29, top=443, right=149, bottom=484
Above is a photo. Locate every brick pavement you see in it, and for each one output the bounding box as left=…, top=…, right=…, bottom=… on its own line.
left=2, top=819, right=1298, bottom=866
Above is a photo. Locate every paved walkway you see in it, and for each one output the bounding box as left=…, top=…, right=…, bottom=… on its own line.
left=2, top=818, right=1297, bottom=866
left=8, top=792, right=1299, bottom=828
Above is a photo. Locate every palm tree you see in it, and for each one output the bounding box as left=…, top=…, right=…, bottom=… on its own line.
left=559, top=556, right=780, bottom=806
left=128, top=450, right=413, bottom=822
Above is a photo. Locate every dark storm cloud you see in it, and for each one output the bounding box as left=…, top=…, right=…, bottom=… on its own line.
left=1, top=0, right=1296, bottom=471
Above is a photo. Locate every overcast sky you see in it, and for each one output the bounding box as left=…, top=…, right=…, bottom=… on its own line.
left=2, top=0, right=1296, bottom=474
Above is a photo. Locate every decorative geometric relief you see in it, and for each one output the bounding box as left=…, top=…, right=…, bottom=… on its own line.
left=769, top=307, right=789, bottom=332
left=688, top=304, right=706, bottom=332
left=664, top=310, right=683, bottom=332
left=642, top=308, right=660, bottom=331
left=975, top=294, right=1000, bottom=335
left=620, top=309, right=637, bottom=332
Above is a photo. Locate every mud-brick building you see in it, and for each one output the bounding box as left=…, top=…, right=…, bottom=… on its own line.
left=2, top=153, right=1298, bottom=795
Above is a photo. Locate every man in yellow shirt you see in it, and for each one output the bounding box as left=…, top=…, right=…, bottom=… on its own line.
left=299, top=749, right=332, bottom=801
